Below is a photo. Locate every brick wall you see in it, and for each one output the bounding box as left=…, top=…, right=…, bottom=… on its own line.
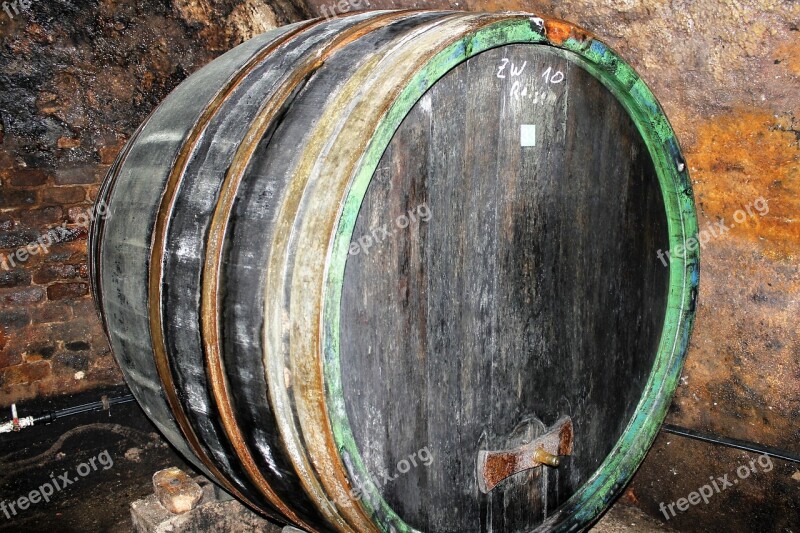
left=0, top=149, right=119, bottom=405
left=0, top=0, right=306, bottom=407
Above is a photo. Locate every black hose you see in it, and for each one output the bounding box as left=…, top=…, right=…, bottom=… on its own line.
left=31, top=394, right=136, bottom=425
left=662, top=423, right=800, bottom=464
left=14, top=393, right=800, bottom=465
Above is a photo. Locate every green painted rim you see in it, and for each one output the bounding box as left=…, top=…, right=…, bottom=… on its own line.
left=323, top=15, right=699, bottom=533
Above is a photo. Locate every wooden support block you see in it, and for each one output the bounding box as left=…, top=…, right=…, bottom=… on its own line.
left=131, top=474, right=283, bottom=533
left=152, top=467, right=204, bottom=514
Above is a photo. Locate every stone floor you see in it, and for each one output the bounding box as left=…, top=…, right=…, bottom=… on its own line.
left=128, top=470, right=672, bottom=533
left=0, top=387, right=675, bottom=532
left=593, top=504, right=674, bottom=532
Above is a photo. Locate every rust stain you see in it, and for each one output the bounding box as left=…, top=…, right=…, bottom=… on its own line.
left=478, top=417, right=573, bottom=493
left=541, top=18, right=591, bottom=46
left=688, top=110, right=800, bottom=260
left=544, top=19, right=574, bottom=45
left=669, top=104, right=800, bottom=450
left=480, top=451, right=523, bottom=492
left=558, top=418, right=574, bottom=455
left=622, top=487, right=640, bottom=506
left=773, top=39, right=800, bottom=77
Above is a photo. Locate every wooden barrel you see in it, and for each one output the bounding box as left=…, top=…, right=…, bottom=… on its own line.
left=90, top=10, right=699, bottom=532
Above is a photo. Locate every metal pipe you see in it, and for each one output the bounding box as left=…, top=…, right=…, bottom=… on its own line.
left=0, top=403, right=34, bottom=434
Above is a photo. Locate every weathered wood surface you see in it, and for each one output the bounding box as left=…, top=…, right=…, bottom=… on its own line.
left=161, top=15, right=390, bottom=528
left=340, top=44, right=669, bottom=532
left=92, top=11, right=695, bottom=533
left=98, top=27, right=302, bottom=506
